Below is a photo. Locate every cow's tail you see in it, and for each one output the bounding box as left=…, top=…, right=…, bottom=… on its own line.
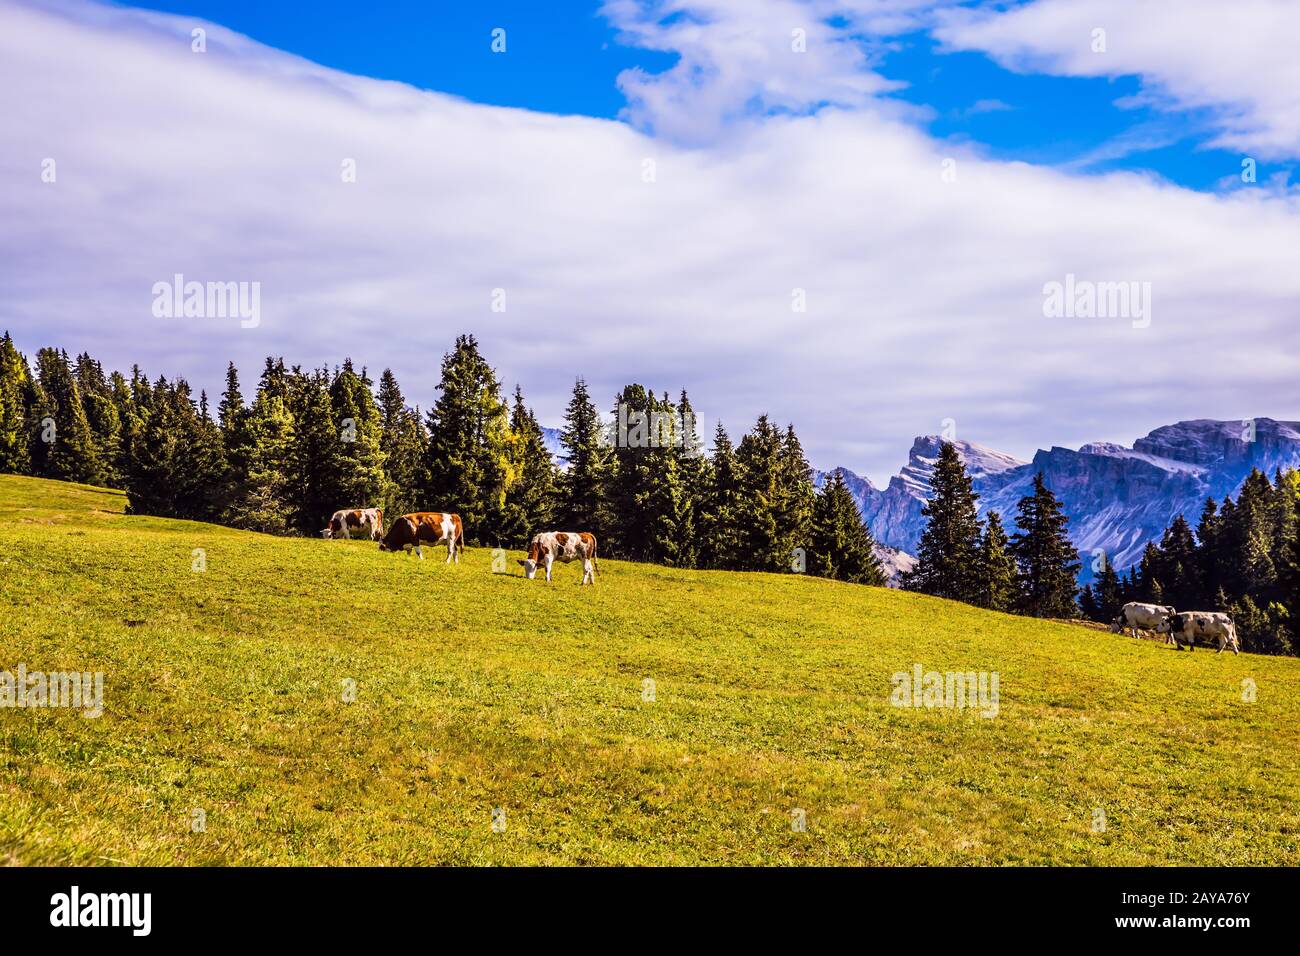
left=455, top=516, right=465, bottom=556
left=591, top=536, right=599, bottom=572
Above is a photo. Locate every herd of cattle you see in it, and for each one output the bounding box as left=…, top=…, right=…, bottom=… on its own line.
left=1110, top=602, right=1241, bottom=654
left=324, top=510, right=1241, bottom=649
left=323, top=507, right=599, bottom=585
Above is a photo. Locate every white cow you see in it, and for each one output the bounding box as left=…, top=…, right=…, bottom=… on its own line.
left=518, top=532, right=598, bottom=585
left=1111, top=601, right=1177, bottom=641
left=323, top=508, right=383, bottom=541
left=1157, top=611, right=1241, bottom=655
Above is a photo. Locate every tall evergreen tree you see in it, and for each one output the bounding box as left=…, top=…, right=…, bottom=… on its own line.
left=376, top=368, right=427, bottom=519
left=901, top=441, right=982, bottom=602
left=224, top=387, right=296, bottom=534
left=328, top=361, right=389, bottom=521
left=808, top=470, right=884, bottom=585
left=500, top=384, right=557, bottom=546
left=0, top=332, right=33, bottom=474
left=698, top=422, right=745, bottom=569
left=33, top=348, right=101, bottom=484
left=420, top=334, right=513, bottom=543
left=556, top=377, right=611, bottom=535
left=975, top=510, right=1018, bottom=612
left=1008, top=472, right=1080, bottom=618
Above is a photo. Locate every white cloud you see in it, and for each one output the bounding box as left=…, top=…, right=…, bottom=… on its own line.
left=3, top=0, right=1300, bottom=484
left=935, top=0, right=1300, bottom=160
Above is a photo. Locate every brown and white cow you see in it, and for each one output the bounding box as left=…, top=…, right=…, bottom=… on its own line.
left=323, top=508, right=383, bottom=541
left=518, top=532, right=598, bottom=585
left=377, top=512, right=463, bottom=562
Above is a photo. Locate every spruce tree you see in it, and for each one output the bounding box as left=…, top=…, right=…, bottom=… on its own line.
left=33, top=348, right=101, bottom=484
left=1094, top=560, right=1123, bottom=621
left=1008, top=472, right=1080, bottom=618
left=733, top=415, right=787, bottom=572
left=288, top=370, right=340, bottom=533
left=556, top=377, right=611, bottom=535
left=901, top=441, right=982, bottom=602
left=420, top=334, right=512, bottom=543
left=376, top=368, right=427, bottom=519
left=976, top=509, right=1017, bottom=611
left=225, top=388, right=297, bottom=534
left=0, top=333, right=32, bottom=474
left=808, top=470, right=884, bottom=585
left=698, top=422, right=744, bottom=569
left=328, top=362, right=389, bottom=520
left=500, top=385, right=557, bottom=546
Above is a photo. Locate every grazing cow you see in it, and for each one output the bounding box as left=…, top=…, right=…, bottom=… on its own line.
left=518, top=532, right=598, bottom=585
left=377, top=512, right=463, bottom=562
left=1111, top=601, right=1176, bottom=641
left=323, top=508, right=383, bottom=541
left=1158, top=611, right=1240, bottom=655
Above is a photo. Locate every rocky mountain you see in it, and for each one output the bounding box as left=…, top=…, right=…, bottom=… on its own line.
left=850, top=418, right=1300, bottom=580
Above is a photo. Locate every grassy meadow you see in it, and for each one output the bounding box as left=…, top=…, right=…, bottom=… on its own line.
left=0, top=473, right=1297, bottom=865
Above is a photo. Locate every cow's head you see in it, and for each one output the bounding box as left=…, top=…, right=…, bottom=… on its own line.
left=517, top=558, right=538, bottom=579
left=377, top=519, right=408, bottom=553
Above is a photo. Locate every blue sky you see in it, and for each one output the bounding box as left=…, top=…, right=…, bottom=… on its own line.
left=122, top=0, right=1276, bottom=192
left=5, top=0, right=1300, bottom=482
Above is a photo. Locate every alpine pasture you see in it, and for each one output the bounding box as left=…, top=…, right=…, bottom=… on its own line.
left=1, top=474, right=1297, bottom=865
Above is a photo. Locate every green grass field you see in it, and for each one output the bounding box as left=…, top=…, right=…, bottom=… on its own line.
left=1, top=473, right=1297, bottom=865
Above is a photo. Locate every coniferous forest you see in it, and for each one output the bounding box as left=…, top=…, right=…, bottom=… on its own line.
left=3, top=329, right=1297, bottom=654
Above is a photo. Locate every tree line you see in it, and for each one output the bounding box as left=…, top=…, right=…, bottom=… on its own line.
left=0, top=332, right=884, bottom=586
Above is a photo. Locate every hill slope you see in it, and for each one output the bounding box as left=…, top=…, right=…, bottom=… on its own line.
left=1, top=475, right=1296, bottom=865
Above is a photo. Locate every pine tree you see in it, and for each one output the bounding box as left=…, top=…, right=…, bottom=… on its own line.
left=606, top=385, right=690, bottom=563
left=733, top=415, right=789, bottom=572
left=808, top=470, right=884, bottom=585
left=500, top=385, right=557, bottom=546
left=556, top=377, right=611, bottom=535
left=976, top=510, right=1017, bottom=611
left=1094, top=560, right=1123, bottom=621
left=0, top=332, right=33, bottom=474
left=1008, top=472, right=1080, bottom=618
left=420, top=334, right=512, bottom=543
left=288, top=369, right=340, bottom=533
left=376, top=368, right=427, bottom=519
left=1158, top=514, right=1198, bottom=608
left=33, top=348, right=101, bottom=484
left=225, top=388, right=296, bottom=534
left=698, top=422, right=745, bottom=569
left=74, top=352, right=123, bottom=487
left=328, top=362, right=389, bottom=522
left=901, top=441, right=982, bottom=602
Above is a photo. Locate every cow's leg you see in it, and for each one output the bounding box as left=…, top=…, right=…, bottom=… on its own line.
left=445, top=537, right=454, bottom=564
left=415, top=544, right=424, bottom=560
left=545, top=558, right=554, bottom=582
left=582, top=558, right=593, bottom=585
left=340, top=526, right=350, bottom=540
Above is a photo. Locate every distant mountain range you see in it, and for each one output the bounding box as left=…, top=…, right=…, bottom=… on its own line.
left=543, top=418, right=1300, bottom=588
left=818, top=418, right=1300, bottom=583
